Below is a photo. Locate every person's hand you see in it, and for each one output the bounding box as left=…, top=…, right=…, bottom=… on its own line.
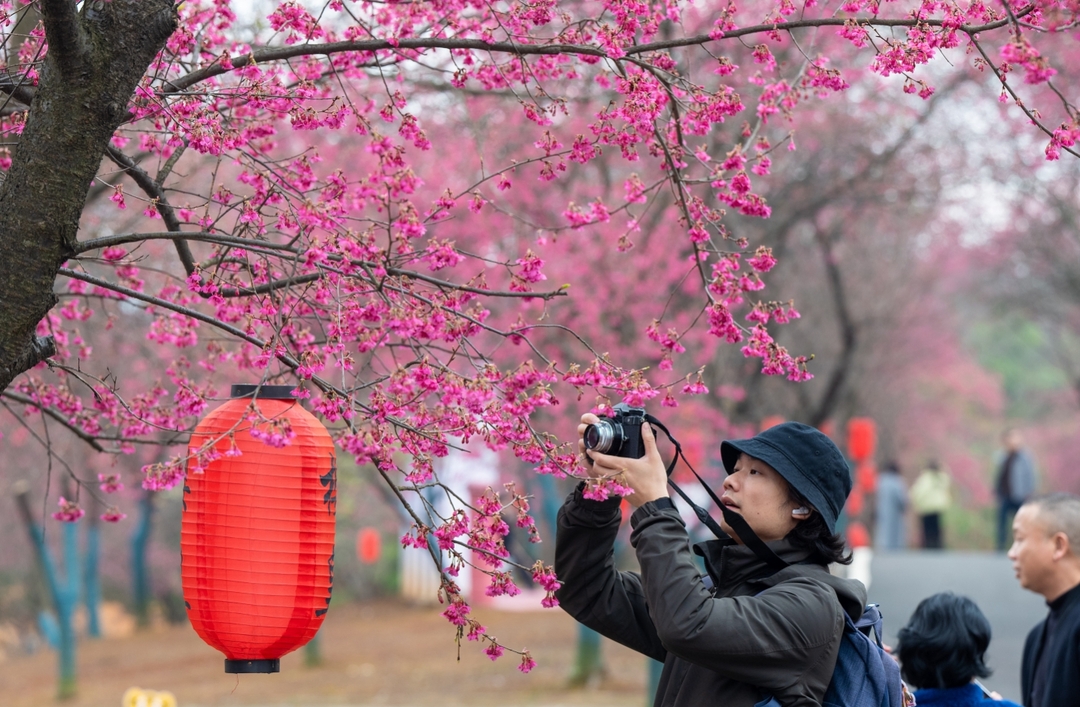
left=578, top=417, right=668, bottom=507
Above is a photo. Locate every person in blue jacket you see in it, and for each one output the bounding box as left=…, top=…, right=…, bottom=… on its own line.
left=896, top=592, right=1021, bottom=706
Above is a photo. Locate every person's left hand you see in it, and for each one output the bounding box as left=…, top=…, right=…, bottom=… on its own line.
left=585, top=422, right=669, bottom=508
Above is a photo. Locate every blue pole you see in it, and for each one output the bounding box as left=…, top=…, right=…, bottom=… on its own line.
left=537, top=475, right=607, bottom=686
left=83, top=515, right=101, bottom=638
left=304, top=630, right=322, bottom=667
left=15, top=489, right=78, bottom=698
left=131, top=491, right=154, bottom=627
left=569, top=623, right=604, bottom=686
left=58, top=520, right=80, bottom=697
left=646, top=658, right=663, bottom=706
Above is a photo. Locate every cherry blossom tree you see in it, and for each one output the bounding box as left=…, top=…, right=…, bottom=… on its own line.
left=952, top=156, right=1080, bottom=495
left=1, top=0, right=1079, bottom=668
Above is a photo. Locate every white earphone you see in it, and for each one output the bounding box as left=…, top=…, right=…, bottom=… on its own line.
left=792, top=507, right=810, bottom=517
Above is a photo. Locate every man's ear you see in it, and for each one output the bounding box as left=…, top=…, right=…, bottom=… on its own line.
left=1052, top=531, right=1071, bottom=561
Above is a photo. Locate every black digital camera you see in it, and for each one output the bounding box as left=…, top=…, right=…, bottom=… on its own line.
left=583, top=403, right=647, bottom=459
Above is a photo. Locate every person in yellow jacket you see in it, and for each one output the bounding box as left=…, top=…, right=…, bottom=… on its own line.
left=910, top=460, right=952, bottom=549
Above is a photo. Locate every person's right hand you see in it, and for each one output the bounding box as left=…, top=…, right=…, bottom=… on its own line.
left=577, top=413, right=669, bottom=507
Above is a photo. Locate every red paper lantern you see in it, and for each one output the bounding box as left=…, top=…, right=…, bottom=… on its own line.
left=846, top=486, right=864, bottom=517
left=856, top=460, right=878, bottom=494
left=846, top=417, right=876, bottom=463
left=847, top=520, right=871, bottom=548
left=181, top=385, right=336, bottom=674
left=357, top=527, right=381, bottom=564
left=759, top=415, right=785, bottom=432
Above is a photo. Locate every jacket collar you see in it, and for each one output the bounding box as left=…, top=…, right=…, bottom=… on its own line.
left=693, top=536, right=818, bottom=590
left=1049, top=581, right=1080, bottom=612
left=911, top=683, right=985, bottom=707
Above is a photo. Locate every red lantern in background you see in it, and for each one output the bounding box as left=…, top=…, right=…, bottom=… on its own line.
left=846, top=417, right=876, bottom=463
left=759, top=415, right=785, bottom=432
left=846, top=520, right=871, bottom=548
left=846, top=486, right=864, bottom=517
left=181, top=385, right=336, bottom=674
left=817, top=419, right=836, bottom=441
left=856, top=460, right=878, bottom=495
left=357, top=527, right=381, bottom=564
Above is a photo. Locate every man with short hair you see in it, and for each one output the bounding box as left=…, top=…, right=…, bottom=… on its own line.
left=996, top=428, right=1037, bottom=551
left=1009, top=493, right=1080, bottom=707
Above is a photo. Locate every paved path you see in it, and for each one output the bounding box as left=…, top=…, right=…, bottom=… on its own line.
left=866, top=550, right=1046, bottom=703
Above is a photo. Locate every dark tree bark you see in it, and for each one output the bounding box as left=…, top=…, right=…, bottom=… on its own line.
left=0, top=0, right=177, bottom=391
left=807, top=223, right=858, bottom=428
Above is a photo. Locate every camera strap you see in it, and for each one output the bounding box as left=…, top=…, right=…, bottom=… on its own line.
left=645, top=414, right=790, bottom=574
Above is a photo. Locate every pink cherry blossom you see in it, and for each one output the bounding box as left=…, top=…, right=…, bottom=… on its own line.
left=52, top=497, right=85, bottom=523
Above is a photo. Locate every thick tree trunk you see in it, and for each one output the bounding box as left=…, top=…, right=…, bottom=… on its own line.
left=0, top=0, right=177, bottom=391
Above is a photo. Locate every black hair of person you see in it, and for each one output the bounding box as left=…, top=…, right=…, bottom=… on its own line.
left=785, top=486, right=852, bottom=566
left=895, top=592, right=993, bottom=689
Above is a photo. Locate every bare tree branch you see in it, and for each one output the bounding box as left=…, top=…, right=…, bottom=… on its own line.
left=1, top=389, right=106, bottom=452
left=105, top=145, right=197, bottom=275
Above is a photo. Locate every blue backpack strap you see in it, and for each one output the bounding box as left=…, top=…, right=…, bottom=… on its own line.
left=856, top=605, right=903, bottom=707
left=819, top=604, right=904, bottom=707
left=751, top=598, right=904, bottom=707
left=853, top=604, right=885, bottom=647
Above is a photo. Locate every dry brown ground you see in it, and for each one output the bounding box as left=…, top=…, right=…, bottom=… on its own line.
left=0, top=599, right=649, bottom=707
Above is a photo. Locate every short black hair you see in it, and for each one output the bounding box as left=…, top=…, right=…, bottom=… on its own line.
left=896, top=592, right=992, bottom=689
left=1024, top=492, right=1080, bottom=552
left=785, top=486, right=852, bottom=566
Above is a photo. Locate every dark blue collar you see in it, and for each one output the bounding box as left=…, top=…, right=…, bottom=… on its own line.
left=912, top=683, right=1012, bottom=707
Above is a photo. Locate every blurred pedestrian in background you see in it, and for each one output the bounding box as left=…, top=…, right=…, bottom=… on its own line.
left=911, top=460, right=951, bottom=550
left=995, top=428, right=1037, bottom=552
left=896, top=592, right=1020, bottom=706
left=1009, top=493, right=1080, bottom=707
left=875, top=460, right=908, bottom=551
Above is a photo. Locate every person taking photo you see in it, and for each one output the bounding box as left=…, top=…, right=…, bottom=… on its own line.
left=555, top=416, right=867, bottom=707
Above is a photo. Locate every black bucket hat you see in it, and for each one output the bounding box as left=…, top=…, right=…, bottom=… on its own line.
left=720, top=421, right=852, bottom=532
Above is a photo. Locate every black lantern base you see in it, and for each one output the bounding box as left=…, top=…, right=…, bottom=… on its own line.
left=225, top=659, right=280, bottom=674
left=230, top=384, right=296, bottom=400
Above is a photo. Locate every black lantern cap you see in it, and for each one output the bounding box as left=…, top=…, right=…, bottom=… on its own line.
left=225, top=658, right=280, bottom=673
left=230, top=385, right=296, bottom=400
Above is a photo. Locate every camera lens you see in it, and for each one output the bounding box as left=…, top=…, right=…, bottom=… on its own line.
left=584, top=421, right=615, bottom=453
